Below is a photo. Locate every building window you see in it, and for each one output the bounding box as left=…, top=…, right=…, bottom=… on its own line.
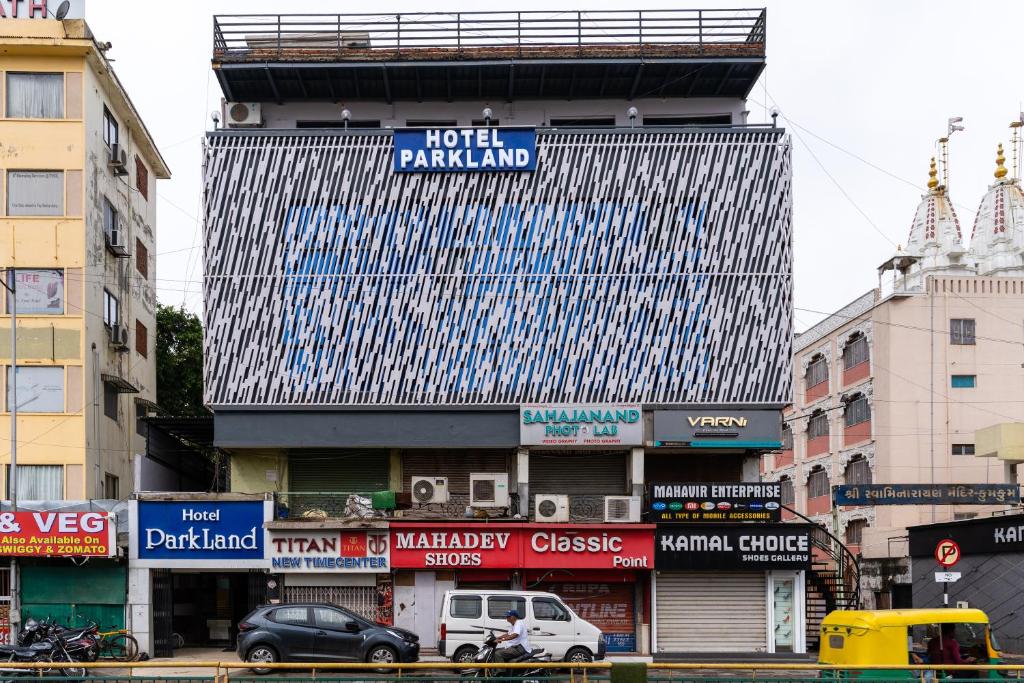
left=7, top=366, right=64, bottom=413
left=7, top=269, right=63, bottom=314
left=6, top=464, right=62, bottom=499
left=135, top=319, right=148, bottom=358
left=103, top=289, right=119, bottom=328
left=952, top=444, right=975, bottom=456
left=844, top=455, right=872, bottom=485
left=951, top=374, right=976, bottom=388
left=135, top=238, right=148, bottom=279
left=6, top=72, right=64, bottom=119
left=405, top=119, right=458, bottom=128
left=103, top=472, right=119, bottom=499
left=134, top=156, right=149, bottom=201
left=781, top=424, right=793, bottom=450
left=808, top=411, right=829, bottom=439
left=953, top=512, right=977, bottom=521
left=843, top=334, right=869, bottom=369
left=845, top=519, right=867, bottom=545
left=470, top=118, right=501, bottom=127
left=296, top=119, right=381, bottom=129
left=780, top=476, right=794, bottom=506
left=548, top=116, right=616, bottom=127
left=103, top=381, right=118, bottom=422
left=806, top=355, right=828, bottom=388
left=7, top=170, right=63, bottom=216
left=808, top=467, right=830, bottom=499
left=950, top=319, right=976, bottom=345
left=103, top=197, right=123, bottom=248
left=844, top=395, right=870, bottom=427
left=643, top=115, right=733, bottom=126
left=103, top=105, right=119, bottom=148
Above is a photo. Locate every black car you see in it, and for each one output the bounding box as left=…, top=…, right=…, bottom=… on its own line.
left=237, top=603, right=419, bottom=672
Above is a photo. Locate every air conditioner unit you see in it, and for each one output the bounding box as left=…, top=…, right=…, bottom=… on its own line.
left=470, top=473, right=509, bottom=508
left=226, top=102, right=263, bottom=128
left=410, top=476, right=449, bottom=505
left=104, top=225, right=129, bottom=258
left=107, top=143, right=128, bottom=177
left=535, top=494, right=569, bottom=523
left=107, top=324, right=129, bottom=351
left=604, top=496, right=641, bottom=523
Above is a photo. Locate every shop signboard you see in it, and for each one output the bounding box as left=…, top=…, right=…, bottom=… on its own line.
left=130, top=499, right=272, bottom=568
left=835, top=484, right=1020, bottom=506
left=655, top=525, right=812, bottom=570
left=0, top=0, right=85, bottom=18
left=10, top=269, right=63, bottom=314
left=269, top=529, right=389, bottom=572
left=394, top=128, right=536, bottom=173
left=652, top=409, right=782, bottom=448
left=390, top=523, right=654, bottom=570
left=909, top=513, right=1024, bottom=557
left=0, top=511, right=114, bottom=557
left=541, top=582, right=636, bottom=652
left=520, top=404, right=643, bottom=447
left=649, top=482, right=781, bottom=523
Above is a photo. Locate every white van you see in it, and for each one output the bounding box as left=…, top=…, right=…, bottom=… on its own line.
left=438, top=589, right=606, bottom=663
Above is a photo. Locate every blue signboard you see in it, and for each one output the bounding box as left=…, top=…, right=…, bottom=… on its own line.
left=393, top=128, right=536, bottom=172
left=136, top=500, right=265, bottom=561
left=834, top=484, right=1020, bottom=506
left=605, top=633, right=637, bottom=653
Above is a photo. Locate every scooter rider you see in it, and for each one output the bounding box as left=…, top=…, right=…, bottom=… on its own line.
left=494, top=609, right=530, bottom=663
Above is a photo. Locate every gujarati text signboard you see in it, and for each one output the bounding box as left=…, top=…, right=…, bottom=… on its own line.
left=835, top=484, right=1019, bottom=506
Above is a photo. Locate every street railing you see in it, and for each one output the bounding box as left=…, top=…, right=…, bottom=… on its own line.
left=212, top=9, right=766, bottom=61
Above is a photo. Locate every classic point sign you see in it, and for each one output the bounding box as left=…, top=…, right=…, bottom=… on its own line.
left=520, top=404, right=643, bottom=446
left=393, top=128, right=536, bottom=172
left=0, top=511, right=114, bottom=557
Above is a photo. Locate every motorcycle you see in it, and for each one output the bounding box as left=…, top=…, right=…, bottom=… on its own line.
left=465, top=633, right=551, bottom=681
left=0, top=632, right=85, bottom=680
left=18, top=619, right=99, bottom=663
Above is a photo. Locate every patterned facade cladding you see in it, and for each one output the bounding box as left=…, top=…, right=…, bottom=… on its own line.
left=202, top=129, right=793, bottom=406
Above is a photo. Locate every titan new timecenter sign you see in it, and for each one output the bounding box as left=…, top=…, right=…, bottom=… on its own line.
left=269, top=529, right=389, bottom=572
left=393, top=128, right=536, bottom=172
left=521, top=404, right=643, bottom=446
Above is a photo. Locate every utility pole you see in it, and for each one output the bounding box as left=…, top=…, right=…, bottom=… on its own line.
left=0, top=271, right=17, bottom=642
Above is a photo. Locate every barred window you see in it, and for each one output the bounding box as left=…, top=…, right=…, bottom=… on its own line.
left=808, top=467, right=830, bottom=499
left=780, top=476, right=794, bottom=506
left=844, top=456, right=872, bottom=485
left=952, top=444, right=975, bottom=456
left=843, top=334, right=869, bottom=369
left=781, top=424, right=793, bottom=450
left=844, top=396, right=870, bottom=427
left=950, top=319, right=976, bottom=345
left=808, top=411, right=829, bottom=439
left=845, top=519, right=867, bottom=545
left=806, top=355, right=828, bottom=388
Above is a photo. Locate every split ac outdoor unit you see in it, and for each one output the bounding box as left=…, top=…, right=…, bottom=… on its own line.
left=603, top=496, right=641, bottom=523
left=470, top=473, right=509, bottom=508
left=107, top=324, right=130, bottom=351
left=535, top=494, right=569, bottom=523
left=411, top=476, right=449, bottom=505
left=108, top=143, right=128, bottom=177
left=226, top=102, right=263, bottom=128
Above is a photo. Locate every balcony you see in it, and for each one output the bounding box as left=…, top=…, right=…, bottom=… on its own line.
left=212, top=9, right=766, bottom=103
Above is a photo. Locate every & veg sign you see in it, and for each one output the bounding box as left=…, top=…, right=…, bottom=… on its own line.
left=0, top=511, right=114, bottom=557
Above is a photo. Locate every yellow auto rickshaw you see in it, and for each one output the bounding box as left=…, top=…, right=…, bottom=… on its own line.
left=818, top=608, right=1001, bottom=679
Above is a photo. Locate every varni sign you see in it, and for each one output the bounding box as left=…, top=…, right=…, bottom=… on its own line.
left=394, top=128, right=537, bottom=172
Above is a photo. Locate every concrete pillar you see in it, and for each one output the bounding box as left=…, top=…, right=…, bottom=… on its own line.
left=742, top=454, right=761, bottom=482
left=628, top=447, right=645, bottom=497
left=127, top=567, right=152, bottom=657
left=389, top=449, right=402, bottom=491
left=516, top=447, right=529, bottom=517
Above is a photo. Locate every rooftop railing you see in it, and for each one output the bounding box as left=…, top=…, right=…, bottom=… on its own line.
left=212, top=9, right=766, bottom=61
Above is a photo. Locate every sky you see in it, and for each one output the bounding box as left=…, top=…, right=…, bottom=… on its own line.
left=83, top=0, right=1024, bottom=331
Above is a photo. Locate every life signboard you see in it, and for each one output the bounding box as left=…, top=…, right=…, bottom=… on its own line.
left=130, top=499, right=272, bottom=568
left=393, top=128, right=536, bottom=173
left=935, top=538, right=961, bottom=568
left=0, top=511, right=114, bottom=557
left=655, top=524, right=812, bottom=570
left=269, top=529, right=389, bottom=572
left=520, top=404, right=643, bottom=447
left=835, top=484, right=1020, bottom=506
left=648, top=482, right=781, bottom=523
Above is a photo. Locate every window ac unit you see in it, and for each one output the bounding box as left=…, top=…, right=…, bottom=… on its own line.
left=107, top=324, right=129, bottom=351
left=535, top=494, right=569, bottom=523
left=604, top=496, right=641, bottom=523
left=226, top=102, right=263, bottom=128
left=104, top=226, right=129, bottom=258
left=410, top=476, right=448, bottom=505
left=108, top=143, right=128, bottom=176
left=470, top=473, right=509, bottom=508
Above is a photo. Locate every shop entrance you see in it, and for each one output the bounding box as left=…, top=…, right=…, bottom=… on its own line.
left=151, top=570, right=267, bottom=658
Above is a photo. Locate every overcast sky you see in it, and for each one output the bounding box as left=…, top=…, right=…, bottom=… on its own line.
left=84, top=0, right=1024, bottom=331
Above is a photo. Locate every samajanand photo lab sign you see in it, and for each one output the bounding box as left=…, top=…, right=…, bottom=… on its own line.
left=521, top=404, right=643, bottom=446
left=393, top=127, right=536, bottom=172
left=655, top=525, right=812, bottom=570
left=130, top=499, right=272, bottom=568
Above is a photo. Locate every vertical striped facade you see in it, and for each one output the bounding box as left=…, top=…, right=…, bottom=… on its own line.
left=203, top=129, right=793, bottom=407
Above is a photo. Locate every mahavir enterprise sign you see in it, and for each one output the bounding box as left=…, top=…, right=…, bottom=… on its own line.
left=393, top=127, right=536, bottom=172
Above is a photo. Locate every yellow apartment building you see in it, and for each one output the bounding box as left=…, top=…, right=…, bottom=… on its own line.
left=0, top=16, right=169, bottom=501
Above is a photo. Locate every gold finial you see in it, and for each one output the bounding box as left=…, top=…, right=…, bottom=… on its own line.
left=995, top=143, right=1008, bottom=179
left=927, top=157, right=939, bottom=189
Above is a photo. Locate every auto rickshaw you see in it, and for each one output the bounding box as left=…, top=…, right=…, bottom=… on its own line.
left=818, top=608, right=1002, bottom=680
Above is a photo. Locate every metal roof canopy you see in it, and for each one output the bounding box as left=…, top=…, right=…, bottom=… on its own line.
left=214, top=57, right=764, bottom=103
left=143, top=414, right=215, bottom=450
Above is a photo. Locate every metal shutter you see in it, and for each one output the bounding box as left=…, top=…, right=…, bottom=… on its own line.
left=401, top=450, right=510, bottom=494
left=284, top=585, right=380, bottom=621
left=656, top=572, right=767, bottom=653
left=530, top=452, right=626, bottom=495
left=288, top=450, right=390, bottom=492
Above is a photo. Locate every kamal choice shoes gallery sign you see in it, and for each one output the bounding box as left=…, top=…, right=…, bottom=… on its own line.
left=393, top=127, right=536, bottom=172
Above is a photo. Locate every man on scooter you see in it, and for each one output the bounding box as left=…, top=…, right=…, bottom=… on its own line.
left=494, top=609, right=530, bottom=664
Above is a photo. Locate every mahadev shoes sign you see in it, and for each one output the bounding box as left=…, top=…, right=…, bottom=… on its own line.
left=269, top=529, right=389, bottom=572
left=0, top=511, right=115, bottom=557
left=520, top=404, right=643, bottom=446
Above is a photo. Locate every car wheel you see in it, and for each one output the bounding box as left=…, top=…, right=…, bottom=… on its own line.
left=452, top=646, right=479, bottom=664
left=565, top=647, right=594, bottom=663
left=367, top=644, right=398, bottom=672
left=246, top=644, right=279, bottom=675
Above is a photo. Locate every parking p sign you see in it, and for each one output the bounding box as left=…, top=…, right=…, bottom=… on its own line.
left=935, top=538, right=961, bottom=568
